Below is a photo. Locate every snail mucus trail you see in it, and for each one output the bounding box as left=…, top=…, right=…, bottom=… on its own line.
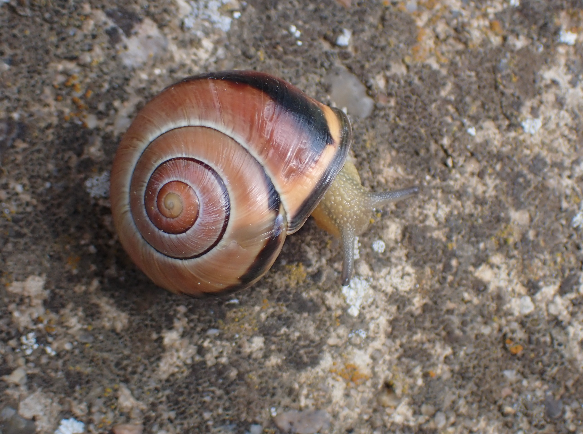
left=110, top=71, right=418, bottom=296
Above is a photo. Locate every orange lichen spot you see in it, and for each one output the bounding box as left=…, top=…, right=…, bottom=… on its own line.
left=67, top=255, right=81, bottom=270
left=85, top=89, right=93, bottom=99
left=422, top=0, right=438, bottom=8
left=490, top=20, right=503, bottom=34
left=436, top=50, right=449, bottom=64
left=72, top=96, right=88, bottom=110
left=64, top=75, right=78, bottom=87
left=505, top=338, right=513, bottom=346
left=509, top=344, right=523, bottom=355
left=334, top=0, right=351, bottom=7
left=53, top=84, right=59, bottom=89
left=428, top=370, right=437, bottom=378
left=417, top=28, right=427, bottom=42
left=64, top=114, right=71, bottom=121
left=330, top=363, right=370, bottom=385
left=56, top=95, right=63, bottom=101
left=285, top=263, right=307, bottom=287
left=73, top=82, right=82, bottom=93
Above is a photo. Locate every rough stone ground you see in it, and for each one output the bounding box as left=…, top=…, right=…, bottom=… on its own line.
left=0, top=0, right=582, bottom=433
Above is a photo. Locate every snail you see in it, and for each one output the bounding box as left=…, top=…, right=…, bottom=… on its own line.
left=110, top=71, right=418, bottom=296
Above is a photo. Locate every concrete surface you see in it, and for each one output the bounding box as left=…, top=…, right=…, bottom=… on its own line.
left=0, top=0, right=582, bottom=433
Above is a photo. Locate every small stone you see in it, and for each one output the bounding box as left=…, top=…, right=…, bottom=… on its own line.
left=273, top=409, right=330, bottom=434
left=335, top=29, right=352, bottom=47
left=502, top=406, right=516, bottom=415
left=377, top=384, right=400, bottom=408
left=434, top=411, right=446, bottom=429
left=248, top=424, right=263, bottom=434
left=544, top=393, right=563, bottom=419
left=421, top=404, right=435, bottom=417
left=502, top=370, right=519, bottom=382
left=112, top=423, right=144, bottom=434
left=405, top=1, right=417, bottom=12
left=2, top=367, right=27, bottom=385
left=118, top=385, right=146, bottom=414
left=326, top=70, right=374, bottom=119
left=78, top=332, right=94, bottom=343
left=519, top=295, right=535, bottom=315
left=0, top=406, right=36, bottom=434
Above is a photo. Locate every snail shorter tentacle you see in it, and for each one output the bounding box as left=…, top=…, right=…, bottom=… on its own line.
left=368, top=186, right=420, bottom=208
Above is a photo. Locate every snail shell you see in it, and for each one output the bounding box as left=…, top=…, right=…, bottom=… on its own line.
left=111, top=71, right=417, bottom=296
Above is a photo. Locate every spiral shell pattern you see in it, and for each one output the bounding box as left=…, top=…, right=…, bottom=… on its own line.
left=111, top=71, right=351, bottom=295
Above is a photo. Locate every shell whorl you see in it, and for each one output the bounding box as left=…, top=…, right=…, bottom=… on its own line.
left=111, top=71, right=351, bottom=295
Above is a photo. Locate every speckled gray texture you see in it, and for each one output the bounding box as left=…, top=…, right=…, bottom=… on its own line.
left=0, top=0, right=582, bottom=433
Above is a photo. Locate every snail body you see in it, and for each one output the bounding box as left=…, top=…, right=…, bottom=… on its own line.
left=111, top=71, right=417, bottom=296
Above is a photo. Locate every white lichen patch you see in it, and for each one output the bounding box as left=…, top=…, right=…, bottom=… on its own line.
left=20, top=332, right=39, bottom=355
left=85, top=171, right=110, bottom=199
left=157, top=306, right=198, bottom=379
left=474, top=255, right=525, bottom=294
left=509, top=295, right=535, bottom=316
left=382, top=220, right=404, bottom=244
left=378, top=247, right=417, bottom=295
left=558, top=29, right=578, bottom=45
left=371, top=239, right=386, bottom=253
left=19, top=390, right=61, bottom=433
left=202, top=338, right=233, bottom=367
left=242, top=336, right=265, bottom=359
left=572, top=208, right=582, bottom=228
left=342, top=277, right=372, bottom=317
left=7, top=275, right=49, bottom=331
left=181, top=0, right=239, bottom=33
left=521, top=117, right=542, bottom=135
left=54, top=418, right=85, bottom=434
left=91, top=295, right=129, bottom=333
left=121, top=18, right=168, bottom=69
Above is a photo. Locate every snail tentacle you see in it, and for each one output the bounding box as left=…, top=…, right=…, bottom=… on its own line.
left=369, top=186, right=420, bottom=209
